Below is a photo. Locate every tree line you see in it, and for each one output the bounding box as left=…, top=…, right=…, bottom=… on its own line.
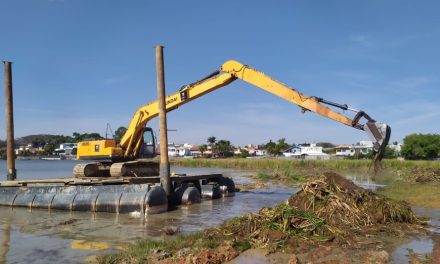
left=0, top=132, right=104, bottom=158
left=200, top=136, right=295, bottom=158
left=1, top=132, right=439, bottom=160
left=401, top=134, right=440, bottom=160
left=200, top=134, right=440, bottom=160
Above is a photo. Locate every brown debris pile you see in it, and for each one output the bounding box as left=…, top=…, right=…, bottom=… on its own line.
left=288, top=172, right=419, bottom=233
left=408, top=167, right=440, bottom=183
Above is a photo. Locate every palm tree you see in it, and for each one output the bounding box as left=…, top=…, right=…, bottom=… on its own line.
left=216, top=140, right=233, bottom=157
left=207, top=136, right=216, bottom=145
left=207, top=136, right=216, bottom=156
left=199, top=144, right=208, bottom=156
left=115, top=126, right=127, bottom=140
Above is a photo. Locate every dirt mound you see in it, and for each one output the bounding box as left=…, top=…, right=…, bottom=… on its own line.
left=409, top=167, right=440, bottom=183
left=288, top=172, right=419, bottom=230
left=212, top=172, right=420, bottom=251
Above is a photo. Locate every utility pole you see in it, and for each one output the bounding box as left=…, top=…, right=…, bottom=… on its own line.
left=3, top=61, right=16, bottom=181
left=155, top=46, right=172, bottom=198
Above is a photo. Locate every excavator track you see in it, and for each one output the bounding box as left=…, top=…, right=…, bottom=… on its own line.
left=109, top=160, right=160, bottom=177
left=73, top=162, right=112, bottom=178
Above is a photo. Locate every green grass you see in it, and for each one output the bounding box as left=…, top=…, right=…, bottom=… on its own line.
left=255, top=172, right=272, bottom=180
left=171, top=158, right=440, bottom=184
left=97, top=232, right=222, bottom=263
left=377, top=182, right=440, bottom=208
left=172, top=158, right=439, bottom=171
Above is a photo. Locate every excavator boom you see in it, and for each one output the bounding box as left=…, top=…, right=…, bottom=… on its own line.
left=76, top=60, right=391, bottom=177
left=120, top=60, right=390, bottom=158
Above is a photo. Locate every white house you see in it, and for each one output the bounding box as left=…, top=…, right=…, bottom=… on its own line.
left=388, top=143, right=402, bottom=153
left=335, top=145, right=355, bottom=157
left=283, top=144, right=329, bottom=160
left=178, top=148, right=192, bottom=157
left=55, top=143, right=77, bottom=156
left=189, top=146, right=202, bottom=157
left=255, top=149, right=267, bottom=156
left=283, top=146, right=301, bottom=157
left=335, top=141, right=375, bottom=157
left=354, top=141, right=374, bottom=155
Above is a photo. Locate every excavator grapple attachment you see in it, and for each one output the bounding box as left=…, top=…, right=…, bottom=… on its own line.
left=364, top=122, right=391, bottom=171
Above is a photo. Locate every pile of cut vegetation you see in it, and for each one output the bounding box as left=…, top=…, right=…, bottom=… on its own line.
left=99, top=172, right=421, bottom=264
left=216, top=172, right=420, bottom=248
left=287, top=172, right=419, bottom=233
left=404, top=167, right=440, bottom=183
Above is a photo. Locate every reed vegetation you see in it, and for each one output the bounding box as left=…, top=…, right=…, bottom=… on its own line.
left=171, top=158, right=440, bottom=183
left=173, top=158, right=439, bottom=170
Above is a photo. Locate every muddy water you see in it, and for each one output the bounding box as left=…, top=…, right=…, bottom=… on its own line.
left=346, top=172, right=440, bottom=263
left=0, top=160, right=297, bottom=264
left=389, top=207, right=440, bottom=264
left=346, top=173, right=440, bottom=264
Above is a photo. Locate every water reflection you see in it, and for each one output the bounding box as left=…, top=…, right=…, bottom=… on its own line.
left=0, top=167, right=296, bottom=263
left=0, top=224, right=10, bottom=264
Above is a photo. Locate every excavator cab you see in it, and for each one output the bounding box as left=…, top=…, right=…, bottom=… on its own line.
left=138, top=127, right=156, bottom=159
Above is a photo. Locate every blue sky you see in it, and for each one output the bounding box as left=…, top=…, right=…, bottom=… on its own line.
left=1, top=0, right=439, bottom=146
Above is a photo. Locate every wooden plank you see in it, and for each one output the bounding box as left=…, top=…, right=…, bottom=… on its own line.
left=0, top=181, right=22, bottom=187
left=19, top=178, right=74, bottom=184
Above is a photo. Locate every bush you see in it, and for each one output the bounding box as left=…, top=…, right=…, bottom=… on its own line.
left=401, top=134, right=440, bottom=160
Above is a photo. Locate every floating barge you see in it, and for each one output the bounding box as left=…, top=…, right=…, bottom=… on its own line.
left=0, top=51, right=237, bottom=216
left=0, top=174, right=235, bottom=215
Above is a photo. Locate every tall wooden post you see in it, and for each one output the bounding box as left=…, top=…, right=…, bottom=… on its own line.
left=3, top=61, right=16, bottom=181
left=155, top=46, right=172, bottom=197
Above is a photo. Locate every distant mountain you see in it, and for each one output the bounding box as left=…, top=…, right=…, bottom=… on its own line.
left=13, top=132, right=103, bottom=147
left=15, top=134, right=74, bottom=147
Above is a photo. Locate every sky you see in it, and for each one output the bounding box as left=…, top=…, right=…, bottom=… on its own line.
left=0, top=0, right=439, bottom=146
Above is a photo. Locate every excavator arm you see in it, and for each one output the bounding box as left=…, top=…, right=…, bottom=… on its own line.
left=76, top=59, right=390, bottom=178
left=119, top=60, right=390, bottom=163
left=119, top=71, right=236, bottom=158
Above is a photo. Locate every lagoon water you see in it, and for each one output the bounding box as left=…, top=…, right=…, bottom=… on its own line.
left=1, top=160, right=438, bottom=263
left=0, top=159, right=296, bottom=264
left=0, top=159, right=86, bottom=180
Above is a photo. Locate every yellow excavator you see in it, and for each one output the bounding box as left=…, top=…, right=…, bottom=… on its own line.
left=74, top=60, right=391, bottom=177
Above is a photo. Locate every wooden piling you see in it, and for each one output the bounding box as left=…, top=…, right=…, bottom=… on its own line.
left=155, top=46, right=172, bottom=198
left=3, top=61, right=16, bottom=181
